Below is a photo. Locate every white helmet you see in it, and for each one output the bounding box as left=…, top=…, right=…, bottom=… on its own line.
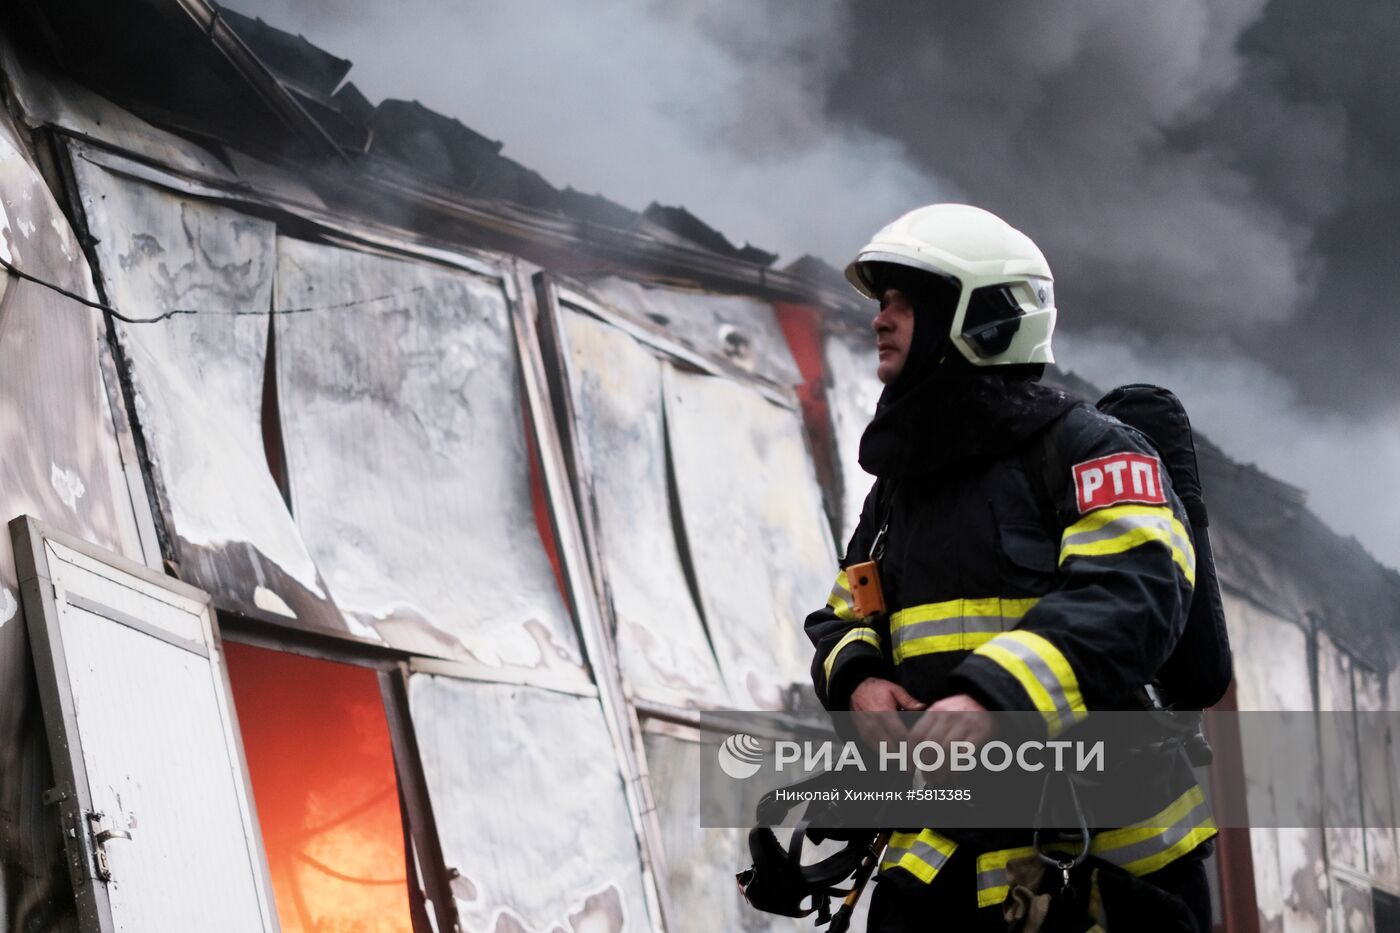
left=845, top=204, right=1056, bottom=366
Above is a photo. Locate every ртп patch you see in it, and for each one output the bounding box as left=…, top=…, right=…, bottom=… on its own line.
left=1072, top=452, right=1166, bottom=513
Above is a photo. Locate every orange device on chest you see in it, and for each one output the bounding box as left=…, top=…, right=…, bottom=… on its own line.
left=845, top=560, right=886, bottom=618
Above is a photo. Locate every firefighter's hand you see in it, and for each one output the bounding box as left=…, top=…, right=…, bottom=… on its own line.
left=908, top=694, right=996, bottom=749
left=850, top=678, right=927, bottom=750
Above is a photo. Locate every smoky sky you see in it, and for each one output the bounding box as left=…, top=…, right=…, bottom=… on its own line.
left=225, top=0, right=1400, bottom=569
left=828, top=0, right=1400, bottom=411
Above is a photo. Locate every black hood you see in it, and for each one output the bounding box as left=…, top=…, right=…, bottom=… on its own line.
left=857, top=265, right=1074, bottom=477
left=866, top=262, right=961, bottom=406
left=859, top=370, right=1076, bottom=477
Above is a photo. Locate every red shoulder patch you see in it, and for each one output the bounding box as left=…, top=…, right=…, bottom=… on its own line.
left=1072, top=453, right=1166, bottom=513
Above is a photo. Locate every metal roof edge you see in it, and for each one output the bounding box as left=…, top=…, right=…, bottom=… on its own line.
left=335, top=158, right=865, bottom=313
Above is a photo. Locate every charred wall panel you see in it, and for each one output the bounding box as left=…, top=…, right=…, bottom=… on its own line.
left=584, top=276, right=801, bottom=386
left=1354, top=668, right=1400, bottom=892
left=69, top=157, right=351, bottom=635
left=1318, top=633, right=1366, bottom=877
left=556, top=306, right=728, bottom=707
left=0, top=108, right=150, bottom=931
left=1225, top=595, right=1328, bottom=933
left=821, top=328, right=881, bottom=547
left=274, top=239, right=586, bottom=683
left=1332, top=875, right=1377, bottom=933
left=409, top=676, right=650, bottom=932
left=1391, top=665, right=1400, bottom=893
left=662, top=367, right=833, bottom=710
left=641, top=725, right=834, bottom=933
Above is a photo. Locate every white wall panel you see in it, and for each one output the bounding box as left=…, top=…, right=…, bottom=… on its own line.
left=584, top=276, right=800, bottom=386
left=1317, top=633, right=1365, bottom=876
left=71, top=157, right=349, bottom=635
left=276, top=240, right=585, bottom=683
left=0, top=108, right=151, bottom=933
left=1355, top=668, right=1399, bottom=891
left=663, top=367, right=834, bottom=709
left=409, top=676, right=649, bottom=932
left=821, top=331, right=881, bottom=549
left=558, top=308, right=728, bottom=707
left=641, top=727, right=869, bottom=932
left=1224, top=594, right=1329, bottom=933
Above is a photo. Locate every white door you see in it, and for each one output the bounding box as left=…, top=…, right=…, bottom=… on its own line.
left=10, top=516, right=279, bottom=933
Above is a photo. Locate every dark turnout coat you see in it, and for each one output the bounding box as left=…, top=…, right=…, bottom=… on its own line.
left=805, top=378, right=1215, bottom=916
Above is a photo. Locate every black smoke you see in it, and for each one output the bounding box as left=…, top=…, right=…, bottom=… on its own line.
left=828, top=0, right=1400, bottom=412
left=225, top=0, right=1400, bottom=567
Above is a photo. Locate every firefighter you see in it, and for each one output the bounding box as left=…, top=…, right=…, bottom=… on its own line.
left=805, top=204, right=1215, bottom=931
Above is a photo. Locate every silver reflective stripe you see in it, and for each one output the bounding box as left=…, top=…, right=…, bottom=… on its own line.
left=1060, top=510, right=1171, bottom=547
left=893, top=615, right=1008, bottom=661
left=1061, top=509, right=1196, bottom=578
left=978, top=865, right=1009, bottom=893
left=904, top=837, right=953, bottom=871
left=896, top=614, right=1005, bottom=643
left=1094, top=795, right=1214, bottom=872
left=881, top=831, right=957, bottom=883
left=826, top=571, right=856, bottom=620
left=891, top=598, right=1039, bottom=661
left=881, top=831, right=919, bottom=869
left=991, top=636, right=1076, bottom=724
left=976, top=844, right=1065, bottom=908
left=829, top=580, right=853, bottom=606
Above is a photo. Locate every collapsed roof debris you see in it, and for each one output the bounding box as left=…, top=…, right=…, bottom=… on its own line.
left=18, top=0, right=815, bottom=298
left=641, top=202, right=779, bottom=268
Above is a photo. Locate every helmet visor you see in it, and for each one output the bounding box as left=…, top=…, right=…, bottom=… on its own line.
left=848, top=250, right=961, bottom=299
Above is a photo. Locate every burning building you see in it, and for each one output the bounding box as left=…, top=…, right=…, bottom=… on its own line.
left=0, top=2, right=1397, bottom=931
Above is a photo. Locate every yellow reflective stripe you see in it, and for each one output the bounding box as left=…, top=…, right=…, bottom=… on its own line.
left=975, top=790, right=1210, bottom=911
left=879, top=829, right=958, bottom=884
left=1066, top=527, right=1196, bottom=586
left=897, top=630, right=999, bottom=659
left=822, top=626, right=880, bottom=682
left=1121, top=821, right=1217, bottom=877
left=975, top=642, right=1059, bottom=730
left=890, top=597, right=1039, bottom=662
left=890, top=599, right=961, bottom=628
left=1090, top=784, right=1217, bottom=876
left=975, top=845, right=1034, bottom=908
left=890, top=597, right=1040, bottom=630
left=1060, top=504, right=1196, bottom=586
left=974, top=788, right=1213, bottom=908
left=826, top=569, right=857, bottom=621
left=974, top=841, right=1090, bottom=908
left=973, top=631, right=1086, bottom=737
left=884, top=830, right=921, bottom=854
left=1094, top=785, right=1204, bottom=847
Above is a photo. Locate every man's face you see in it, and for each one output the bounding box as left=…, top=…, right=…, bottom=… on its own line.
left=873, top=288, right=916, bottom=384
